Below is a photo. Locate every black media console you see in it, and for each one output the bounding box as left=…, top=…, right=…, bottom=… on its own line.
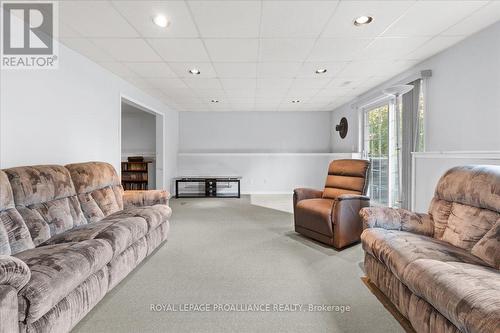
left=175, top=177, right=241, bottom=198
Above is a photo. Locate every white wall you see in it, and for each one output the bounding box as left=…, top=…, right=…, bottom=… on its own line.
left=179, top=153, right=358, bottom=194
left=121, top=104, right=156, bottom=156
left=0, top=41, right=179, bottom=191
left=331, top=21, right=500, bottom=153
left=180, top=111, right=332, bottom=153
left=412, top=152, right=500, bottom=212
left=177, top=111, right=340, bottom=193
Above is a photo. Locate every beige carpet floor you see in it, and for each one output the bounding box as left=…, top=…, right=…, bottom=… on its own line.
left=72, top=196, right=404, bottom=333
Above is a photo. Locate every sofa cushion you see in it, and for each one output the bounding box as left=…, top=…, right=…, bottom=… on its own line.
left=107, top=205, right=172, bottom=231
left=402, top=259, right=500, bottom=333
left=14, top=239, right=112, bottom=323
left=4, top=166, right=87, bottom=246
left=295, top=199, right=334, bottom=236
left=42, top=214, right=148, bottom=258
left=0, top=171, right=35, bottom=255
left=65, top=162, right=124, bottom=223
left=361, top=228, right=486, bottom=281
left=471, top=219, right=500, bottom=269
left=441, top=202, right=499, bottom=251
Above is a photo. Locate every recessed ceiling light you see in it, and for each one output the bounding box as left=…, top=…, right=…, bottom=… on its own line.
left=188, top=68, right=201, bottom=75
left=315, top=68, right=327, bottom=74
left=211, top=99, right=219, bottom=103
left=291, top=100, right=300, bottom=103
left=153, top=14, right=169, bottom=28
left=353, top=16, right=373, bottom=26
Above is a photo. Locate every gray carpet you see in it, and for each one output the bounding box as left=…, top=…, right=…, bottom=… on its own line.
left=73, top=196, right=404, bottom=333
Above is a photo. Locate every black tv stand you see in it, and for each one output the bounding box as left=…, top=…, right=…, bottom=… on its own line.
left=175, top=177, right=241, bottom=198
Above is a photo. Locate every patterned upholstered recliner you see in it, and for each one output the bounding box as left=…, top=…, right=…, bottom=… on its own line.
left=360, top=165, right=500, bottom=333
left=0, top=162, right=171, bottom=332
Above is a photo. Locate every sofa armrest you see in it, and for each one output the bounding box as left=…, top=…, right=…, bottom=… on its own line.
left=0, top=255, right=30, bottom=333
left=360, top=206, right=434, bottom=236
left=332, top=195, right=370, bottom=248
left=0, top=255, right=30, bottom=291
left=123, top=190, right=170, bottom=209
left=293, top=188, right=323, bottom=207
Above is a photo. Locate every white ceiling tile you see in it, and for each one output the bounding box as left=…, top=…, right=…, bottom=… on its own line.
left=195, top=89, right=227, bottom=99
left=289, top=78, right=331, bottom=90
left=442, top=1, right=500, bottom=36
left=307, top=38, right=372, bottom=62
left=322, top=1, right=415, bottom=38
left=315, top=85, right=356, bottom=97
left=359, top=36, right=430, bottom=60
left=60, top=1, right=138, bottom=38
left=112, top=1, right=199, bottom=38
left=168, top=62, right=217, bottom=78
left=257, top=62, right=302, bottom=78
left=148, top=39, right=210, bottom=62
left=405, top=36, right=465, bottom=61
left=60, top=38, right=115, bottom=62
left=125, top=77, right=154, bottom=92
left=338, top=60, right=417, bottom=78
left=124, top=62, right=177, bottom=78
left=261, top=1, right=339, bottom=38
left=204, top=39, right=259, bottom=62
left=255, top=90, right=286, bottom=100
left=383, top=1, right=488, bottom=37
left=285, top=89, right=320, bottom=101
left=145, top=77, right=188, bottom=91
left=91, top=39, right=162, bottom=62
left=98, top=62, right=137, bottom=77
left=226, top=97, right=256, bottom=104
left=220, top=78, right=256, bottom=91
left=259, top=39, right=316, bottom=62
left=223, top=89, right=256, bottom=99
left=213, top=63, right=257, bottom=78
left=230, top=103, right=256, bottom=112
left=188, top=0, right=261, bottom=38
left=183, top=78, right=223, bottom=91
left=56, top=0, right=499, bottom=113
left=296, top=62, right=348, bottom=78
left=257, top=78, right=293, bottom=92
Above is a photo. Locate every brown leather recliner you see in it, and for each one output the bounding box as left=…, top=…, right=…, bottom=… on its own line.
left=293, top=159, right=371, bottom=249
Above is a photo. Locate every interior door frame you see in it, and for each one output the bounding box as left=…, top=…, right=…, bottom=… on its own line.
left=119, top=94, right=165, bottom=190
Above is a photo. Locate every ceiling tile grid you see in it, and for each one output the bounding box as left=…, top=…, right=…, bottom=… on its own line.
left=57, top=0, right=500, bottom=112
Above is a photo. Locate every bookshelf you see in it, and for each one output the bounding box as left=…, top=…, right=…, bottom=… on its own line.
left=121, top=160, right=151, bottom=190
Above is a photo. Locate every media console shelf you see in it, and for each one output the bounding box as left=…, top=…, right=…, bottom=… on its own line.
left=175, top=177, right=241, bottom=198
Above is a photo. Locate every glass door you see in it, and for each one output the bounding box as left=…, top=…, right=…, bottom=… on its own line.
left=363, top=103, right=400, bottom=207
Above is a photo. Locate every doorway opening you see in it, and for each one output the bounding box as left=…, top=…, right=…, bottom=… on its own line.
left=121, top=98, right=164, bottom=190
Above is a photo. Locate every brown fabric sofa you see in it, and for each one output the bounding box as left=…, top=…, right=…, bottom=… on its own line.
left=0, top=162, right=171, bottom=333
left=360, top=165, right=500, bottom=333
left=293, top=159, right=370, bottom=249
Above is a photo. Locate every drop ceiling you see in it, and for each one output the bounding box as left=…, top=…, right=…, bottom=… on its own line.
left=58, top=0, right=500, bottom=112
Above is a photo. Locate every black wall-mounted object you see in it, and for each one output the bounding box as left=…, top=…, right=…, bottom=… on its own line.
left=336, top=117, right=348, bottom=139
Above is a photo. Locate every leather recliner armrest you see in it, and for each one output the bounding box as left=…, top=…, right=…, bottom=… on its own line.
left=293, top=188, right=323, bottom=207
left=332, top=195, right=370, bottom=248
left=360, top=206, right=434, bottom=236
left=123, top=190, right=170, bottom=209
